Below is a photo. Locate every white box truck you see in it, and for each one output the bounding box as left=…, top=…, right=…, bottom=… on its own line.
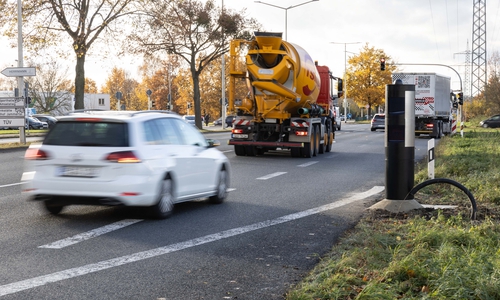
left=391, top=72, right=454, bottom=138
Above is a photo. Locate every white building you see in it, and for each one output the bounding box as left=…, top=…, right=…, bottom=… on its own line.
left=0, top=91, right=110, bottom=116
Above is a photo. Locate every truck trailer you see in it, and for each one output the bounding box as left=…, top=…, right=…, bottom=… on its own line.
left=391, top=72, right=454, bottom=138
left=227, top=32, right=343, bottom=158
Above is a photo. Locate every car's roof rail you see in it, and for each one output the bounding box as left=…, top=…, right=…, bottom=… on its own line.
left=129, top=110, right=178, bottom=117
left=67, top=109, right=106, bottom=115
left=65, top=109, right=179, bottom=117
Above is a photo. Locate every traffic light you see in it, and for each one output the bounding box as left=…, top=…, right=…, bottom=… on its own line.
left=187, top=103, right=191, bottom=109
left=151, top=99, right=156, bottom=107
left=380, top=58, right=386, bottom=71
left=457, top=92, right=463, bottom=105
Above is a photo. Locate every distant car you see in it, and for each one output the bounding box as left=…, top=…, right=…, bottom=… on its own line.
left=370, top=114, right=385, bottom=131
left=26, top=117, right=48, bottom=130
left=182, top=115, right=196, bottom=126
left=33, top=115, right=58, bottom=129
left=479, top=114, right=500, bottom=128
left=213, top=117, right=223, bottom=126
left=22, top=110, right=230, bottom=219
left=340, top=114, right=345, bottom=121
left=225, top=115, right=236, bottom=127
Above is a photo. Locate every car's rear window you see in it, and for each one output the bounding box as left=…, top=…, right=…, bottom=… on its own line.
left=43, top=121, right=129, bottom=147
left=374, top=115, right=385, bottom=120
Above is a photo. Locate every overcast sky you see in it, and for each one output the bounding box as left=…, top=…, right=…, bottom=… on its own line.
left=1, top=0, right=500, bottom=95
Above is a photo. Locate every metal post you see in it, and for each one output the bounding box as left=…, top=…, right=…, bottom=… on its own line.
left=221, top=0, right=226, bottom=129
left=370, top=83, right=422, bottom=212
left=17, top=0, right=26, bottom=144
left=385, top=84, right=415, bottom=200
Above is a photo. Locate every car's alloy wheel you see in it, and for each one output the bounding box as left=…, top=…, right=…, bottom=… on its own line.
left=209, top=168, right=228, bottom=204
left=152, top=177, right=174, bottom=219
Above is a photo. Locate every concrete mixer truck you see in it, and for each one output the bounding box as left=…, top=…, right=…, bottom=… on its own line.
left=227, top=32, right=343, bottom=158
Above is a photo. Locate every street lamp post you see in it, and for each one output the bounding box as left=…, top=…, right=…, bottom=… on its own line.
left=254, top=0, right=319, bottom=41
left=331, top=42, right=361, bottom=121
left=221, top=0, right=227, bottom=129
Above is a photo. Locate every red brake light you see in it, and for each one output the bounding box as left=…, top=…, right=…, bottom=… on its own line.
left=426, top=124, right=434, bottom=129
left=75, top=118, right=102, bottom=122
left=295, top=131, right=308, bottom=136
left=232, top=128, right=244, bottom=134
left=105, top=151, right=141, bottom=163
left=25, top=148, right=49, bottom=160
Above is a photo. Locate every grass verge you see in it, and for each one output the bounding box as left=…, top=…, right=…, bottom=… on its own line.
left=286, top=121, right=500, bottom=299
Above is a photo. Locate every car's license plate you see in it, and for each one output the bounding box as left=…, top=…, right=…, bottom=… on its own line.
left=233, top=134, right=248, bottom=139
left=57, top=166, right=99, bottom=178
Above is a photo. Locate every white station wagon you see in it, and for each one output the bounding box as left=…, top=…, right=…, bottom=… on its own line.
left=22, top=110, right=230, bottom=219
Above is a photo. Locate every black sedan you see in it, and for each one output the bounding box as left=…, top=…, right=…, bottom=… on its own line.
left=479, top=115, right=500, bottom=128
left=33, top=115, right=58, bottom=129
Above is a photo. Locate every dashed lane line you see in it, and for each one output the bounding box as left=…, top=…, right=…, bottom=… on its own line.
left=256, top=172, right=287, bottom=180
left=297, top=161, right=319, bottom=167
left=38, top=219, right=144, bottom=249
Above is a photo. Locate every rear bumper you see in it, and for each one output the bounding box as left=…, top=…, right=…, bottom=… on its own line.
left=23, top=173, right=160, bottom=207
left=228, top=140, right=304, bottom=148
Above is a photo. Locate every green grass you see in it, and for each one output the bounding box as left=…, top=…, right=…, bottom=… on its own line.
left=0, top=129, right=46, bottom=149
left=286, top=122, right=500, bottom=299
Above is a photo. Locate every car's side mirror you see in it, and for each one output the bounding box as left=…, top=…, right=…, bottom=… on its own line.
left=206, top=139, right=220, bottom=148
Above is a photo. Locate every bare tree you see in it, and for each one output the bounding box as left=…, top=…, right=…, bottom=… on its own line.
left=0, top=0, right=138, bottom=110
left=129, top=0, right=260, bottom=129
left=24, top=59, right=73, bottom=115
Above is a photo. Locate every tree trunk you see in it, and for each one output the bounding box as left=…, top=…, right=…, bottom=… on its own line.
left=74, top=54, right=86, bottom=110
left=192, top=68, right=202, bottom=129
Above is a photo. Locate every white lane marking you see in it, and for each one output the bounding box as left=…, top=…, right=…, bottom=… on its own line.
left=38, top=219, right=144, bottom=249
left=256, top=172, right=287, bottom=180
left=0, top=182, right=23, bottom=188
left=297, top=161, right=318, bottom=167
left=0, top=186, right=384, bottom=297
left=227, top=188, right=236, bottom=192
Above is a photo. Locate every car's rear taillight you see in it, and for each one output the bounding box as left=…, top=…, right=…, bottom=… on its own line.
left=24, top=148, right=49, bottom=160
left=105, top=151, right=141, bottom=163
left=232, top=128, right=244, bottom=134
left=295, top=130, right=308, bottom=136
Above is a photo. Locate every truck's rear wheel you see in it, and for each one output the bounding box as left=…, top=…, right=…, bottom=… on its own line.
left=234, top=145, right=246, bottom=156
left=318, top=131, right=326, bottom=154
left=313, top=126, right=320, bottom=156
left=301, top=143, right=313, bottom=158
left=325, top=120, right=333, bottom=152
left=291, top=147, right=301, bottom=157
left=246, top=146, right=256, bottom=156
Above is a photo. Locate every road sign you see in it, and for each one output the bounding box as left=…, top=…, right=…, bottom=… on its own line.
left=1, top=118, right=25, bottom=127
left=0, top=108, right=24, bottom=116
left=0, top=97, right=24, bottom=107
left=0, top=97, right=26, bottom=128
left=1, top=67, right=36, bottom=77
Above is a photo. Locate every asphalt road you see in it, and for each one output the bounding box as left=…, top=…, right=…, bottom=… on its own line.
left=0, top=123, right=434, bottom=299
